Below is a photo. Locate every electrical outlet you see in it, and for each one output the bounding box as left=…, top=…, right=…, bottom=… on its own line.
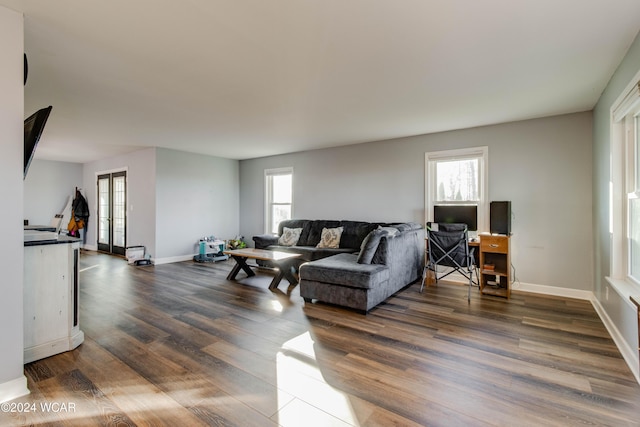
left=606, top=286, right=609, bottom=301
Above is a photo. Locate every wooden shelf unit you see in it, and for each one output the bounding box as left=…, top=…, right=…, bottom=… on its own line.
left=479, top=234, right=511, bottom=298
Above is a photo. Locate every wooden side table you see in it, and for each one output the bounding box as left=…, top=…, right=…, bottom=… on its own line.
left=479, top=234, right=511, bottom=298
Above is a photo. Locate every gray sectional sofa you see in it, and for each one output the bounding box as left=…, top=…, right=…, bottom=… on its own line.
left=253, top=219, right=424, bottom=313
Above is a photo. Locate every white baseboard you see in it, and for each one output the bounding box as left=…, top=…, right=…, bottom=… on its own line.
left=153, top=254, right=194, bottom=265
left=79, top=248, right=200, bottom=266
left=0, top=375, right=29, bottom=403
left=24, top=330, right=85, bottom=364
left=591, top=297, right=640, bottom=384
left=513, top=281, right=594, bottom=301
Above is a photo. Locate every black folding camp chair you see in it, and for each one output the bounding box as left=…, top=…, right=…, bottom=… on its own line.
left=421, top=223, right=476, bottom=302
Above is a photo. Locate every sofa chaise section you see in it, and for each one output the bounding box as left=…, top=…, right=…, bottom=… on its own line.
left=299, top=222, right=424, bottom=313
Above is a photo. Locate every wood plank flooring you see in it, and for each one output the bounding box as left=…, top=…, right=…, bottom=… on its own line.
left=2, top=250, right=640, bottom=426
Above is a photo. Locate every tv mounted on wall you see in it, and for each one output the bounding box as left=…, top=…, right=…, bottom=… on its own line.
left=24, top=106, right=52, bottom=179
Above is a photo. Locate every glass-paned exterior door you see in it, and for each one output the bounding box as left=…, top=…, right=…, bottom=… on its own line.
left=97, top=171, right=127, bottom=255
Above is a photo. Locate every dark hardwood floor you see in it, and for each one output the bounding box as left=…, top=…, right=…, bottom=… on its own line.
left=2, top=250, right=640, bottom=426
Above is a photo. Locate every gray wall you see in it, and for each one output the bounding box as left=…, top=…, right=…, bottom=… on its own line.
left=593, top=31, right=640, bottom=363
left=0, top=5, right=28, bottom=402
left=83, top=147, right=157, bottom=255
left=82, top=147, right=239, bottom=262
left=24, top=159, right=83, bottom=226
left=155, top=148, right=239, bottom=262
left=240, top=112, right=593, bottom=292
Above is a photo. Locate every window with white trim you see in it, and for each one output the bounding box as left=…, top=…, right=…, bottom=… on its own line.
left=265, top=167, right=293, bottom=234
left=425, top=147, right=489, bottom=232
left=611, top=74, right=640, bottom=286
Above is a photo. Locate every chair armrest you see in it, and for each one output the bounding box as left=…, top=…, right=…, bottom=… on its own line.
left=253, top=234, right=279, bottom=249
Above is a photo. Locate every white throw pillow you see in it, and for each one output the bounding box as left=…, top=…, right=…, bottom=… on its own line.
left=278, top=227, right=302, bottom=246
left=316, top=227, right=344, bottom=249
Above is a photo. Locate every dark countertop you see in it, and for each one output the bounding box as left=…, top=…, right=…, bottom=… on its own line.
left=24, top=234, right=81, bottom=247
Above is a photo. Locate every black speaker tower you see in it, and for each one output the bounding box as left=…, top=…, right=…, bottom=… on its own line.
left=490, top=201, right=511, bottom=235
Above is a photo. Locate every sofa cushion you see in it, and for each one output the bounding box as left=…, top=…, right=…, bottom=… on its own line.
left=300, top=253, right=390, bottom=289
left=371, top=234, right=390, bottom=264
left=357, top=228, right=389, bottom=264
left=338, top=221, right=378, bottom=249
left=301, top=220, right=341, bottom=246
left=253, top=234, right=279, bottom=249
left=278, top=227, right=302, bottom=246
left=277, top=220, right=310, bottom=242
left=317, top=227, right=344, bottom=248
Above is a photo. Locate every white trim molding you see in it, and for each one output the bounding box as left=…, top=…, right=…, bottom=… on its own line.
left=0, top=375, right=29, bottom=404
left=592, top=297, right=640, bottom=384
left=514, top=282, right=594, bottom=301
left=425, top=146, right=489, bottom=232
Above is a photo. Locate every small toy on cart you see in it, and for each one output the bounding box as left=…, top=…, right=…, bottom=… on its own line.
left=194, top=236, right=228, bottom=263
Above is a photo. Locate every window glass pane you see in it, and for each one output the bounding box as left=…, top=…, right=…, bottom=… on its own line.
left=630, top=197, right=640, bottom=282
left=272, top=174, right=292, bottom=203
left=436, top=158, right=479, bottom=201
left=113, top=176, right=126, bottom=247
left=98, top=178, right=109, bottom=244
left=271, top=205, right=291, bottom=234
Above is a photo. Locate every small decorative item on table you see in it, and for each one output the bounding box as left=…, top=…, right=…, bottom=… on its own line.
left=226, top=236, right=247, bottom=250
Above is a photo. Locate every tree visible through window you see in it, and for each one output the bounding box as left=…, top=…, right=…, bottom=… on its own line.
left=436, top=158, right=479, bottom=202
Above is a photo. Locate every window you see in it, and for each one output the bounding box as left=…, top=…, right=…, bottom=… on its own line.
left=265, top=167, right=293, bottom=234
left=425, top=147, right=488, bottom=232
left=611, top=74, right=640, bottom=286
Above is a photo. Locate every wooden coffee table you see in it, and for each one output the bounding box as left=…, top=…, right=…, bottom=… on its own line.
left=223, top=248, right=302, bottom=290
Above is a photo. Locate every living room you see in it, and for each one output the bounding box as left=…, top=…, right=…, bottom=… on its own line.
left=3, top=1, right=640, bottom=424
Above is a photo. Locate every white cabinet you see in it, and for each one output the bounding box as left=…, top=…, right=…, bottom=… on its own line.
left=23, top=240, right=84, bottom=363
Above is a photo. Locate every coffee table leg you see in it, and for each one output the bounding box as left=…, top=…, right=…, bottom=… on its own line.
left=269, top=260, right=299, bottom=290
left=227, top=256, right=255, bottom=280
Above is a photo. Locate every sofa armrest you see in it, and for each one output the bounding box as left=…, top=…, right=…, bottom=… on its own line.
left=253, top=234, right=279, bottom=249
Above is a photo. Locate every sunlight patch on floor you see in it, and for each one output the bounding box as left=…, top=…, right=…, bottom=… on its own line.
left=79, top=264, right=100, bottom=273
left=276, top=332, right=361, bottom=427
left=271, top=300, right=284, bottom=312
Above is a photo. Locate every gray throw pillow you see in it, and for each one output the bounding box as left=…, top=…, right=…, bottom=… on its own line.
left=357, top=228, right=388, bottom=264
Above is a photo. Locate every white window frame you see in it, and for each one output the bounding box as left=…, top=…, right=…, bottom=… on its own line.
left=264, top=167, right=293, bottom=234
left=425, top=146, right=489, bottom=233
left=609, top=68, right=640, bottom=297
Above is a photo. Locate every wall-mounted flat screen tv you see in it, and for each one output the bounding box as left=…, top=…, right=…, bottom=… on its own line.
left=24, top=106, right=52, bottom=179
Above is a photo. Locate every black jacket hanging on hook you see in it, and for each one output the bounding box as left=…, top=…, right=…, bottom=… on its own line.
left=69, top=189, right=89, bottom=241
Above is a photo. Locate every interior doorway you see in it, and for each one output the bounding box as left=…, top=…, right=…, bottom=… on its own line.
left=97, top=171, right=127, bottom=255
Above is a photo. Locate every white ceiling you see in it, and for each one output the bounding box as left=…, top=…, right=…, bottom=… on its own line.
left=3, top=0, right=640, bottom=162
